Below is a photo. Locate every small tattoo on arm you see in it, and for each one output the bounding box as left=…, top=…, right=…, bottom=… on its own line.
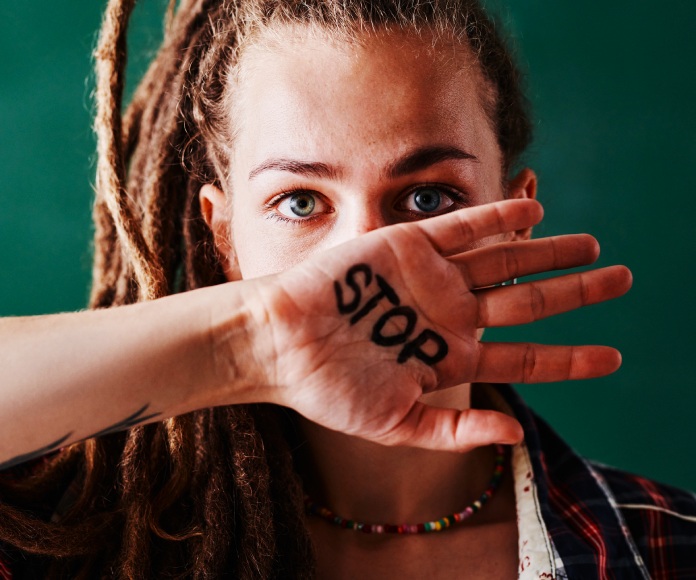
left=334, top=263, right=448, bottom=365
left=90, top=404, right=161, bottom=438
left=0, top=433, right=73, bottom=472
left=0, top=404, right=161, bottom=471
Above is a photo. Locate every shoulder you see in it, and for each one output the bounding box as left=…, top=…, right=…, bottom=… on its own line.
left=591, top=462, right=696, bottom=577
left=593, top=462, right=696, bottom=516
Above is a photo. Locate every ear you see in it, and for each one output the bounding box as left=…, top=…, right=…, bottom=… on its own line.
left=506, top=168, right=538, bottom=241
left=199, top=184, right=241, bottom=281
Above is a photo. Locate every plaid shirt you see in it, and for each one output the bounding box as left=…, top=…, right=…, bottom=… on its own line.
left=497, top=384, right=696, bottom=580
left=2, top=385, right=695, bottom=579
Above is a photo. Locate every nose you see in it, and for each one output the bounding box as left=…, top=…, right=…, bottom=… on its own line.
left=332, top=205, right=391, bottom=246
left=354, top=212, right=390, bottom=236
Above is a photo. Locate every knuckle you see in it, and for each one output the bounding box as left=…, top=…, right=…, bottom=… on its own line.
left=458, top=261, right=475, bottom=289
left=502, top=245, right=520, bottom=279
left=493, top=205, right=506, bottom=232
left=566, top=346, right=578, bottom=380
left=578, top=273, right=591, bottom=306
left=529, top=282, right=546, bottom=320
left=476, top=292, right=489, bottom=328
left=549, top=236, right=560, bottom=268
left=522, top=344, right=537, bottom=383
left=457, top=218, right=475, bottom=245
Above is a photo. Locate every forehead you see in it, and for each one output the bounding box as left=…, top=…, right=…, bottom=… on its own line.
left=230, top=28, right=501, bottom=176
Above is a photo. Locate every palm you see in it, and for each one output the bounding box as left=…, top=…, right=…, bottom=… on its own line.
left=259, top=200, right=631, bottom=451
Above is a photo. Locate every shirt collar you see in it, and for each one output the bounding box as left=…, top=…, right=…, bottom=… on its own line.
left=489, top=384, right=651, bottom=579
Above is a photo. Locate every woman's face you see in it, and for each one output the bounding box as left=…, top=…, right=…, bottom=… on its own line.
left=204, top=29, right=534, bottom=279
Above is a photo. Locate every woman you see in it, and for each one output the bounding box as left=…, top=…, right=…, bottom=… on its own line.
left=0, top=0, right=693, bottom=578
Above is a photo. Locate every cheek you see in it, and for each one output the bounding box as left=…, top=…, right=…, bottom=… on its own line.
left=230, top=219, right=281, bottom=279
left=226, top=182, right=277, bottom=279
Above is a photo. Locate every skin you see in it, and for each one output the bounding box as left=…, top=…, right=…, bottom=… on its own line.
left=0, top=23, right=631, bottom=580
left=200, top=29, right=631, bottom=577
left=225, top=32, right=522, bottom=275
left=207, top=31, right=534, bottom=411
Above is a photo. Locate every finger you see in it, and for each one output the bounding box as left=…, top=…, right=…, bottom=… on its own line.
left=474, top=343, right=622, bottom=383
left=381, top=405, right=523, bottom=451
left=476, top=265, right=633, bottom=327
left=409, top=199, right=544, bottom=255
left=452, top=234, right=600, bottom=289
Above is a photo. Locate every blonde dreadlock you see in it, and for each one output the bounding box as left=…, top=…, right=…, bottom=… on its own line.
left=0, top=0, right=530, bottom=577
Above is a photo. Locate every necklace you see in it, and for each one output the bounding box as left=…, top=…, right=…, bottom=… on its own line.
left=304, top=444, right=506, bottom=534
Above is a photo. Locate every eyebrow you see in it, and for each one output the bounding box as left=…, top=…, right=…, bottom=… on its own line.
left=248, top=159, right=338, bottom=181
left=247, top=145, right=478, bottom=181
left=385, top=145, right=479, bottom=178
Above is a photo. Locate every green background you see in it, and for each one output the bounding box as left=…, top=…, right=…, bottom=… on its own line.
left=1, top=2, right=694, bottom=489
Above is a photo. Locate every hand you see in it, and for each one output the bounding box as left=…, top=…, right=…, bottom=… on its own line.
left=245, top=199, right=632, bottom=452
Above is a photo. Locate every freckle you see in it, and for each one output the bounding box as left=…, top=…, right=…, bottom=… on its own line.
left=526, top=471, right=531, bottom=479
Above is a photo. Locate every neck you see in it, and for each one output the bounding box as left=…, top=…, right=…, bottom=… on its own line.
left=296, top=383, right=508, bottom=526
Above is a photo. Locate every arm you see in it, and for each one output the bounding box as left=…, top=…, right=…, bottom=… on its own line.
left=0, top=284, right=260, bottom=470
left=0, top=199, right=632, bottom=467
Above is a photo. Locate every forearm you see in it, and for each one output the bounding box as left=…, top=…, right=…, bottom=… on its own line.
left=0, top=283, right=266, bottom=469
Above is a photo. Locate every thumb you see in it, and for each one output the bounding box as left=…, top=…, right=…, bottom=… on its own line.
left=385, top=404, right=524, bottom=452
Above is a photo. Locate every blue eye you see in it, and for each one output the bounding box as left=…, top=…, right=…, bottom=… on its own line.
left=277, top=192, right=319, bottom=218
left=402, top=186, right=456, bottom=214
left=414, top=188, right=442, bottom=212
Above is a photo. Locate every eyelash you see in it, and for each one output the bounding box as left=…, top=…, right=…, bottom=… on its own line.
left=399, top=183, right=470, bottom=217
left=264, top=183, right=469, bottom=224
left=264, top=187, right=328, bottom=225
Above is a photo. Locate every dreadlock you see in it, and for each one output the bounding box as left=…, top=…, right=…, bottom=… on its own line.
left=0, top=0, right=531, bottom=576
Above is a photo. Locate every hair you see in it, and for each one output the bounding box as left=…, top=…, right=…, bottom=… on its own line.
left=0, top=1, right=531, bottom=577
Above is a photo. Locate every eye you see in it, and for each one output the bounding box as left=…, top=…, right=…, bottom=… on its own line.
left=276, top=191, right=327, bottom=219
left=398, top=185, right=464, bottom=215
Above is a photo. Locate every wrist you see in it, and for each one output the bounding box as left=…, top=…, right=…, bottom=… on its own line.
left=196, top=280, right=279, bottom=410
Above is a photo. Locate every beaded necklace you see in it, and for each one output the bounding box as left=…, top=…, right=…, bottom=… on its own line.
left=304, top=444, right=506, bottom=534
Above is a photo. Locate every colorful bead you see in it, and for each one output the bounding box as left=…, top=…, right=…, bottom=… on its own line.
left=304, top=444, right=507, bottom=534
